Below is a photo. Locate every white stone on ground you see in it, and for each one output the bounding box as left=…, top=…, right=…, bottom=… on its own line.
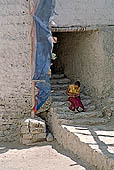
left=46, top=133, right=54, bottom=142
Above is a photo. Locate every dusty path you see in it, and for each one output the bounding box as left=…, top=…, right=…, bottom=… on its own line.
left=0, top=141, right=97, bottom=170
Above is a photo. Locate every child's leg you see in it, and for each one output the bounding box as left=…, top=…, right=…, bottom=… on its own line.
left=68, top=97, right=75, bottom=111
left=76, top=97, right=85, bottom=111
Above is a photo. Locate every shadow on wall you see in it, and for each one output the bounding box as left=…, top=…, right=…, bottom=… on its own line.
left=52, top=30, right=105, bottom=97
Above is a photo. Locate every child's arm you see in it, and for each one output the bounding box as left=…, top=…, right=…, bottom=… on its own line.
left=66, top=87, right=70, bottom=96
left=75, top=88, right=80, bottom=97
left=66, top=86, right=75, bottom=97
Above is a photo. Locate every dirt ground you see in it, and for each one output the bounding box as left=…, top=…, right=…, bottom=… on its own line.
left=0, top=141, right=97, bottom=170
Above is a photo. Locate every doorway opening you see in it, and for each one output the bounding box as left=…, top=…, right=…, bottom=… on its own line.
left=51, top=30, right=104, bottom=96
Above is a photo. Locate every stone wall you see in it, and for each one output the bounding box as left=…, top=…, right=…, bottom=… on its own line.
left=0, top=0, right=31, bottom=142
left=54, top=0, right=114, bottom=27
left=55, top=30, right=104, bottom=96
left=0, top=0, right=114, bottom=143
left=55, top=27, right=114, bottom=97
left=20, top=118, right=46, bottom=145
left=101, top=27, right=114, bottom=97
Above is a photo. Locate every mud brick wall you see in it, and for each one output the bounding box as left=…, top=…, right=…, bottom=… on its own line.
left=0, top=0, right=31, bottom=142
left=0, top=0, right=114, bottom=143
left=101, top=27, right=114, bottom=97
left=55, top=27, right=114, bottom=97
left=54, top=0, right=114, bottom=27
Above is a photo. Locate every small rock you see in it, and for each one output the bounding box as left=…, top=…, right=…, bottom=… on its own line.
left=108, top=97, right=114, bottom=104
left=107, top=112, right=112, bottom=117
left=46, top=133, right=54, bottom=142
left=0, top=131, right=4, bottom=137
left=110, top=107, right=114, bottom=112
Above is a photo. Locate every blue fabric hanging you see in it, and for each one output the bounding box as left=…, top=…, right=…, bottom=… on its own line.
left=32, top=0, right=56, bottom=113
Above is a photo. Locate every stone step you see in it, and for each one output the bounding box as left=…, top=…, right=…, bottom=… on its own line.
left=20, top=118, right=46, bottom=145
left=56, top=110, right=103, bottom=120
left=52, top=101, right=69, bottom=107
left=58, top=117, right=109, bottom=126
left=51, top=110, right=113, bottom=170
left=51, top=89, right=66, bottom=96
left=86, top=105, right=96, bottom=111
left=108, top=97, right=114, bottom=104
left=51, top=90, right=91, bottom=99
left=51, top=78, right=71, bottom=85
left=51, top=74, right=65, bottom=79
left=53, top=103, right=96, bottom=113
left=51, top=84, right=68, bottom=90
left=110, top=106, right=114, bottom=112
left=80, top=94, right=91, bottom=100
left=51, top=95, right=67, bottom=102
left=81, top=99, right=92, bottom=106
left=52, top=96, right=92, bottom=106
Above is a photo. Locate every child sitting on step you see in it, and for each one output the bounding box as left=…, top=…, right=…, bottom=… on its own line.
left=67, top=81, right=85, bottom=112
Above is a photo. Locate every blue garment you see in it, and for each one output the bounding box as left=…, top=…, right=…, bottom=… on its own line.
left=32, top=0, right=56, bottom=111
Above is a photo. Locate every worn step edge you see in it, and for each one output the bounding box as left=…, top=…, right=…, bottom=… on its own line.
left=56, top=111, right=102, bottom=120
left=53, top=105, right=96, bottom=113
left=51, top=87, right=69, bottom=91
left=108, top=97, right=114, bottom=104
left=52, top=98, right=92, bottom=107
left=58, top=118, right=108, bottom=126
left=51, top=74, right=65, bottom=79
left=51, top=78, right=71, bottom=84
left=50, top=109, right=114, bottom=170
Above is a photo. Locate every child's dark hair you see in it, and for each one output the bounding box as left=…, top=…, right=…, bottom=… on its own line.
left=75, top=81, right=80, bottom=87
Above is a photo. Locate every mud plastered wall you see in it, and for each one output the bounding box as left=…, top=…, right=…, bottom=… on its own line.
left=54, top=0, right=114, bottom=27
left=101, top=27, right=114, bottom=97
left=56, top=30, right=105, bottom=96
left=0, top=0, right=31, bottom=142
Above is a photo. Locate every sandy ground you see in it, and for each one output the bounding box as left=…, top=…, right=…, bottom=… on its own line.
left=0, top=141, right=97, bottom=170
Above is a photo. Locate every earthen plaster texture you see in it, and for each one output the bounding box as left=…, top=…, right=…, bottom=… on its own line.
left=0, top=0, right=31, bottom=142
left=55, top=27, right=114, bottom=97
left=54, top=0, right=114, bottom=27
left=0, top=0, right=114, bottom=143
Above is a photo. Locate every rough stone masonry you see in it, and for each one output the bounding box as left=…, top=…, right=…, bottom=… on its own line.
left=0, top=0, right=31, bottom=142
left=20, top=118, right=46, bottom=145
left=0, top=0, right=114, bottom=143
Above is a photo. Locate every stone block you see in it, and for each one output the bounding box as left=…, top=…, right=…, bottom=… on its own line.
left=21, top=119, right=31, bottom=126
left=31, top=128, right=46, bottom=134
left=30, top=118, right=46, bottom=129
left=22, top=134, right=32, bottom=140
left=108, top=97, right=114, bottom=104
left=110, top=106, right=114, bottom=112
left=20, top=126, right=30, bottom=134
left=46, top=133, right=54, bottom=142
left=32, top=133, right=46, bottom=143
left=0, top=131, right=4, bottom=137
left=20, top=117, right=47, bottom=145
left=0, top=136, right=7, bottom=142
left=20, top=138, right=32, bottom=145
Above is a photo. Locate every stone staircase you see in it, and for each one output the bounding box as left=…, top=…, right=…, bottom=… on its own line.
left=51, top=73, right=109, bottom=126
left=108, top=97, right=114, bottom=114
left=49, top=73, right=114, bottom=170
